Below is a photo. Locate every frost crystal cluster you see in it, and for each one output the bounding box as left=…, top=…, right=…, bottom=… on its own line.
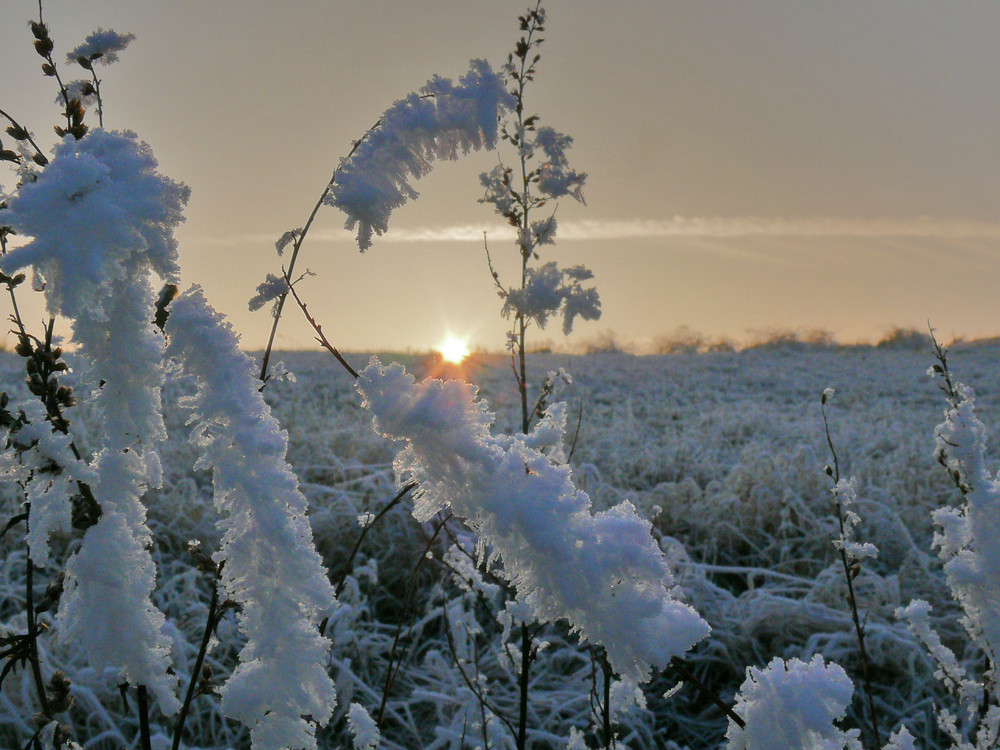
left=501, top=260, right=601, bottom=335
left=166, top=287, right=337, bottom=749
left=897, top=375, right=1000, bottom=745
left=356, top=358, right=710, bottom=683
left=327, top=59, right=514, bottom=250
left=1, top=128, right=189, bottom=712
left=930, top=383, right=1000, bottom=670
left=726, top=655, right=862, bottom=750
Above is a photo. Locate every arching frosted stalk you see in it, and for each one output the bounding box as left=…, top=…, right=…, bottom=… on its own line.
left=356, top=358, right=710, bottom=684
left=166, top=286, right=337, bottom=750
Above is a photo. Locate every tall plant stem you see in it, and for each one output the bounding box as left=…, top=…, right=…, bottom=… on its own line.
left=821, top=400, right=881, bottom=750
left=171, top=574, right=220, bottom=750
left=25, top=546, right=52, bottom=718
left=600, top=657, right=613, bottom=749
left=509, top=7, right=543, bottom=747
left=137, top=686, right=152, bottom=750
left=259, top=181, right=331, bottom=383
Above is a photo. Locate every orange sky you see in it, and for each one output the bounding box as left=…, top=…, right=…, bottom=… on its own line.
left=3, top=1, right=1000, bottom=352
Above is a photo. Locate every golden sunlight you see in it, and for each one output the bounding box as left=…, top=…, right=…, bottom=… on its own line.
left=438, top=336, right=470, bottom=364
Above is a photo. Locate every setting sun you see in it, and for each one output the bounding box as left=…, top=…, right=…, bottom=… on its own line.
left=439, top=336, right=470, bottom=364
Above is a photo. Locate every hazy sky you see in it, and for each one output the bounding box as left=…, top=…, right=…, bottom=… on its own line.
left=3, top=1, right=1000, bottom=352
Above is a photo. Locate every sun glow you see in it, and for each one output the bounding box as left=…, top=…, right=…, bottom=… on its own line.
left=439, top=336, right=470, bottom=364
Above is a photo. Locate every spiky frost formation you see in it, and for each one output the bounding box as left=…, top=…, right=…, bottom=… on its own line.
left=726, top=655, right=862, bottom=750
left=1, top=129, right=187, bottom=320
left=931, top=383, right=1000, bottom=675
left=1, top=128, right=189, bottom=713
left=356, top=358, right=709, bottom=684
left=326, top=59, right=514, bottom=250
left=166, top=286, right=337, bottom=750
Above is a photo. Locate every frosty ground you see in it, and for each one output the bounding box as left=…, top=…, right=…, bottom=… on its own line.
left=0, top=340, right=988, bottom=748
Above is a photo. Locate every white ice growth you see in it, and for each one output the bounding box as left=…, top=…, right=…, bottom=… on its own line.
left=248, top=272, right=288, bottom=313
left=327, top=59, right=513, bottom=250
left=831, top=477, right=879, bottom=563
left=726, top=655, right=862, bottom=750
left=0, top=398, right=96, bottom=566
left=882, top=726, right=917, bottom=750
left=66, top=28, right=136, bottom=65
left=501, top=261, right=601, bottom=335
left=2, top=128, right=186, bottom=713
left=166, top=287, right=337, bottom=750
left=1, top=129, right=187, bottom=321
left=930, top=382, right=1000, bottom=684
left=533, top=127, right=586, bottom=203
left=348, top=702, right=381, bottom=750
left=356, top=358, right=709, bottom=683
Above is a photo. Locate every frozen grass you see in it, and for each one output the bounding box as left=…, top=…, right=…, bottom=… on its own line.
left=1, top=341, right=990, bottom=748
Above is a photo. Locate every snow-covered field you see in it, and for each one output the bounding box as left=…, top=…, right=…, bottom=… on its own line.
left=1, top=340, right=992, bottom=748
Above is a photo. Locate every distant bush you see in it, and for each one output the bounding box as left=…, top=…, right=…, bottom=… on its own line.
left=745, top=327, right=838, bottom=351
left=652, top=325, right=737, bottom=355
left=876, top=327, right=930, bottom=351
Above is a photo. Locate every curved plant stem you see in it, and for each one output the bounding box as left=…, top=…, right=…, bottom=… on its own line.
left=333, top=481, right=416, bottom=600
left=259, top=95, right=435, bottom=384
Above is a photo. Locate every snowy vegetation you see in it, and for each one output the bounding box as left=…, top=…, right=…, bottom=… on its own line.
left=1, top=3, right=998, bottom=749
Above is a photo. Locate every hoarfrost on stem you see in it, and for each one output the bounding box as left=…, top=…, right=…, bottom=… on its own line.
left=501, top=261, right=601, bottom=335
left=66, top=28, right=136, bottom=65
left=1, top=128, right=188, bottom=713
left=326, top=59, right=514, bottom=250
left=930, top=381, right=1000, bottom=678
left=355, top=358, right=709, bottom=684
left=166, top=286, right=337, bottom=750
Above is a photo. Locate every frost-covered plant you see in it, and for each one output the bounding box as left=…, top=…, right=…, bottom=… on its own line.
left=726, top=655, right=863, bottom=750
left=355, top=358, right=710, bottom=682
left=2, top=127, right=188, bottom=717
left=254, top=55, right=513, bottom=381
left=822, top=387, right=883, bottom=748
left=165, top=287, right=337, bottom=749
left=326, top=59, right=513, bottom=251
left=897, top=337, right=1000, bottom=748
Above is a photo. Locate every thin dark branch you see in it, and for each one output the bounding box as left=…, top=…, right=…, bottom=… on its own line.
left=280, top=267, right=359, bottom=379
left=136, top=686, right=152, bottom=750
left=333, top=482, right=416, bottom=600
left=821, top=400, right=881, bottom=750
left=669, top=658, right=745, bottom=730
left=24, top=547, right=51, bottom=718
left=376, top=513, right=451, bottom=728
left=171, top=572, right=220, bottom=750
left=441, top=601, right=518, bottom=738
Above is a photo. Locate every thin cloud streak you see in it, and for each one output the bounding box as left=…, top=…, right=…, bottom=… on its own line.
left=188, top=216, right=1000, bottom=247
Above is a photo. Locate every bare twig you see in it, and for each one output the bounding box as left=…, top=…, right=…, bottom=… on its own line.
left=332, top=481, right=416, bottom=600
left=669, top=658, right=745, bottom=730
left=821, top=395, right=882, bottom=750
left=171, top=569, right=221, bottom=750
left=279, top=267, right=359, bottom=379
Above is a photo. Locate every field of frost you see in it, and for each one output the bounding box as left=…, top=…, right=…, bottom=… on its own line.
left=2, top=339, right=991, bottom=748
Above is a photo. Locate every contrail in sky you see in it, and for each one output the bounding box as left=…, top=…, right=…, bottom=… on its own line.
left=192, top=216, right=1000, bottom=246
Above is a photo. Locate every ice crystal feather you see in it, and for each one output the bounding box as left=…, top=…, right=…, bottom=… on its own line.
left=166, top=287, right=337, bottom=750
left=327, top=59, right=513, bottom=250
left=356, top=358, right=709, bottom=684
